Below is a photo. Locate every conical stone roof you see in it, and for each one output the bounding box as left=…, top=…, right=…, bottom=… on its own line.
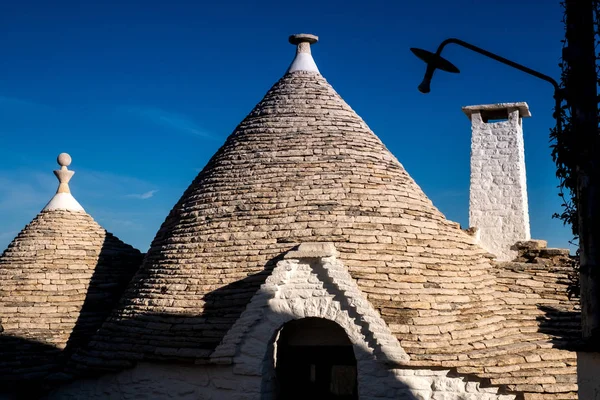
left=65, top=36, right=580, bottom=400
left=77, top=35, right=500, bottom=369
left=0, top=154, right=143, bottom=385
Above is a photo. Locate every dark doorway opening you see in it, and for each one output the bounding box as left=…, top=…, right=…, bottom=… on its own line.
left=275, top=318, right=358, bottom=400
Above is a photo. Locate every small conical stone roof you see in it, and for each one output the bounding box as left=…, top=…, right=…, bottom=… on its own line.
left=0, top=154, right=143, bottom=384
left=78, top=34, right=499, bottom=369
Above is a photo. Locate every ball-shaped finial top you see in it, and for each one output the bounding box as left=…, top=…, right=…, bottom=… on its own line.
left=57, top=153, right=72, bottom=168
left=289, top=33, right=319, bottom=45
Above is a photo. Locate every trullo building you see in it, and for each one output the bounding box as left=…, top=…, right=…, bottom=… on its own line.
left=0, top=153, right=143, bottom=398
left=1, top=34, right=581, bottom=399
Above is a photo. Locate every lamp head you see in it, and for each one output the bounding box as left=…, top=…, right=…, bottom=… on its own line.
left=410, top=47, right=460, bottom=93
left=418, top=76, right=432, bottom=94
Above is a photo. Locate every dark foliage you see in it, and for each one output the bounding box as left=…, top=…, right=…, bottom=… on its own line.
left=550, top=1, right=600, bottom=296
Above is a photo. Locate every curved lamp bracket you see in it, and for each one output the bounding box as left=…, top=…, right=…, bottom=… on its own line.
left=411, top=38, right=562, bottom=133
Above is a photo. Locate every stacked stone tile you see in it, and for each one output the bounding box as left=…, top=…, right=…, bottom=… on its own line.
left=71, top=36, right=579, bottom=399
left=486, top=241, right=579, bottom=398
left=0, top=155, right=143, bottom=388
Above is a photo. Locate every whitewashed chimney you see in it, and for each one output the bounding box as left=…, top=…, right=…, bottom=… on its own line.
left=463, top=102, right=531, bottom=261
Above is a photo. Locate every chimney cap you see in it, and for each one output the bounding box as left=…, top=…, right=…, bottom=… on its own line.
left=286, top=33, right=320, bottom=74
left=289, top=33, right=319, bottom=45
left=462, top=102, right=531, bottom=120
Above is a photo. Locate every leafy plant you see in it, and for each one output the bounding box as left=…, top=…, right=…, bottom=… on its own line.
left=549, top=1, right=600, bottom=297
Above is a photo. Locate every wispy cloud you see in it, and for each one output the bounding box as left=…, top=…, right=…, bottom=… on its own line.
left=126, top=189, right=158, bottom=200
left=0, top=169, right=157, bottom=211
left=0, top=95, right=50, bottom=110
left=0, top=173, right=52, bottom=213
left=0, top=170, right=56, bottom=251
left=75, top=169, right=155, bottom=199
left=120, top=106, right=214, bottom=139
left=0, top=167, right=163, bottom=252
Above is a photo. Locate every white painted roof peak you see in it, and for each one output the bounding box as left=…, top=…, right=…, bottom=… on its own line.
left=42, top=153, right=85, bottom=212
left=286, top=33, right=320, bottom=74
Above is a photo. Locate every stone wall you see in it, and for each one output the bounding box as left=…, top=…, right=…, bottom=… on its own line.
left=46, top=362, right=516, bottom=400
left=492, top=240, right=579, bottom=397
left=47, top=245, right=515, bottom=400
left=466, top=103, right=531, bottom=261
left=45, top=363, right=250, bottom=400
left=0, top=209, right=142, bottom=385
left=211, top=245, right=408, bottom=398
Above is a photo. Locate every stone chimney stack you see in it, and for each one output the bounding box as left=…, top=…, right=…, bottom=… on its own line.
left=463, top=102, right=531, bottom=261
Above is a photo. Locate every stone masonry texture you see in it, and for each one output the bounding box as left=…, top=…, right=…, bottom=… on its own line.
left=53, top=242, right=579, bottom=399
left=74, top=70, right=501, bottom=370
left=52, top=250, right=517, bottom=400
left=64, top=68, right=581, bottom=399
left=467, top=106, right=531, bottom=261
left=48, top=362, right=518, bottom=400
left=0, top=209, right=142, bottom=390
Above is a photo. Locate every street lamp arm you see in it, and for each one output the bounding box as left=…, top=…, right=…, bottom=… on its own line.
left=434, top=38, right=560, bottom=93
left=412, top=38, right=562, bottom=133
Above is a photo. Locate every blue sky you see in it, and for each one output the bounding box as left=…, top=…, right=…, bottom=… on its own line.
left=0, top=0, right=573, bottom=253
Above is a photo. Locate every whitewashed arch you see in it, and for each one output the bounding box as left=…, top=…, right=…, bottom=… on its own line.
left=211, top=243, right=409, bottom=398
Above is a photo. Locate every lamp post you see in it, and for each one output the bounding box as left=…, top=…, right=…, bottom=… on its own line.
left=410, top=38, right=562, bottom=133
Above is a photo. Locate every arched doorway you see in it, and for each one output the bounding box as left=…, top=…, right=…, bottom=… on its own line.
left=274, top=318, right=358, bottom=399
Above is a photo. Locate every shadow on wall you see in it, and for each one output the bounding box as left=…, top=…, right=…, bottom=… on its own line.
left=64, top=234, right=143, bottom=356
left=60, top=314, right=421, bottom=398
left=201, top=252, right=394, bottom=357
left=2, top=235, right=584, bottom=399
left=64, top=254, right=286, bottom=374
left=0, top=334, right=63, bottom=398
left=48, top=313, right=423, bottom=399
left=260, top=317, right=419, bottom=400
left=48, top=250, right=422, bottom=399
left=536, top=305, right=583, bottom=350
left=200, top=254, right=285, bottom=348
left=0, top=234, right=142, bottom=398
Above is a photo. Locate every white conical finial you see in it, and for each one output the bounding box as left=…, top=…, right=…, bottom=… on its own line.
left=43, top=153, right=85, bottom=212
left=287, top=33, right=320, bottom=74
